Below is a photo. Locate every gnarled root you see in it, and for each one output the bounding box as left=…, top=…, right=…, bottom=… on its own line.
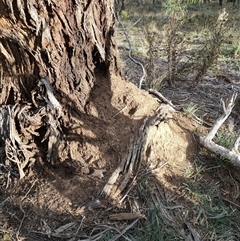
left=0, top=79, right=62, bottom=179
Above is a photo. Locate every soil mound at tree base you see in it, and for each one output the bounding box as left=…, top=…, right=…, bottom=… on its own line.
left=0, top=74, right=199, bottom=240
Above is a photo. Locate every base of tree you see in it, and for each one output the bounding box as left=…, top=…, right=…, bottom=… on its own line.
left=0, top=74, right=198, bottom=240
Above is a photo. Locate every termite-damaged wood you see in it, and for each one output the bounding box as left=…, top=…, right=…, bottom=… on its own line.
left=0, top=79, right=62, bottom=179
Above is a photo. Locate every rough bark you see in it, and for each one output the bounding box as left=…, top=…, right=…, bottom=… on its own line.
left=0, top=0, right=119, bottom=109
left=0, top=0, right=119, bottom=177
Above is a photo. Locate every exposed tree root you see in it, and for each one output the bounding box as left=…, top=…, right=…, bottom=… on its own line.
left=116, top=12, right=146, bottom=89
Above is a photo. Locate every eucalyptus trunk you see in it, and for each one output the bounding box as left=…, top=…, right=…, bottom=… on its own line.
left=0, top=0, right=119, bottom=177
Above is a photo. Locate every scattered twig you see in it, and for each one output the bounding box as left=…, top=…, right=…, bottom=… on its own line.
left=108, top=219, right=139, bottom=241
left=54, top=222, right=77, bottom=234
left=21, top=179, right=37, bottom=202
left=111, top=105, right=127, bottom=118
left=6, top=171, right=10, bottom=188
left=221, top=197, right=240, bottom=209
left=16, top=209, right=26, bottom=241
left=148, top=88, right=181, bottom=111
left=0, top=197, right=10, bottom=206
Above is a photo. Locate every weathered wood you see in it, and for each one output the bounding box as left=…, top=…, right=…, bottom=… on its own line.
left=196, top=92, right=240, bottom=169
left=0, top=0, right=118, bottom=109
left=109, top=212, right=146, bottom=221
left=0, top=79, right=62, bottom=178
left=102, top=105, right=175, bottom=202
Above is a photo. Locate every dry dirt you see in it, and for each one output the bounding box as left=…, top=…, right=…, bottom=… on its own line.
left=0, top=71, right=203, bottom=240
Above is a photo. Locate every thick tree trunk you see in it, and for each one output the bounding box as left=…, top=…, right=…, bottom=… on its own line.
left=0, top=0, right=120, bottom=177
left=0, top=0, right=119, bottom=109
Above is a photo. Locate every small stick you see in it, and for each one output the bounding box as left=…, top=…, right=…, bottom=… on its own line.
left=0, top=197, right=10, bottom=206
left=112, top=105, right=127, bottom=118
left=148, top=89, right=181, bottom=111
left=21, top=179, right=37, bottom=202
left=108, top=219, right=139, bottom=241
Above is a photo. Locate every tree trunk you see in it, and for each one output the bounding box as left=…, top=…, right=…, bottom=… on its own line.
left=0, top=0, right=120, bottom=176
left=0, top=0, right=119, bottom=109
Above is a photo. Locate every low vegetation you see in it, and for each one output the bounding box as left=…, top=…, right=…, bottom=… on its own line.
left=117, top=0, right=240, bottom=89
left=115, top=0, right=240, bottom=240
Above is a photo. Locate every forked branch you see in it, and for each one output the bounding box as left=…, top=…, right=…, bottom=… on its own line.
left=196, top=92, right=240, bottom=169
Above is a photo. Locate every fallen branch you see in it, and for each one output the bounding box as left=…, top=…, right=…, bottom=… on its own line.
left=196, top=92, right=240, bottom=169
left=116, top=13, right=146, bottom=89
left=148, top=89, right=181, bottom=111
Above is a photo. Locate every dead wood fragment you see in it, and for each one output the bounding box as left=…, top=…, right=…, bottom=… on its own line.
left=196, top=92, right=240, bottom=169
left=148, top=88, right=181, bottom=111
left=109, top=212, right=146, bottom=221
left=53, top=222, right=77, bottom=234
left=102, top=104, right=175, bottom=202
left=38, top=220, right=84, bottom=239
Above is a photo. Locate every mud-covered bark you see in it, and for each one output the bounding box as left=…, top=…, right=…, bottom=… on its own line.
left=0, top=0, right=119, bottom=176
left=0, top=0, right=119, bottom=109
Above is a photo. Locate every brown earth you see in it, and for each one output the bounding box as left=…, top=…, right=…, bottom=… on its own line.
left=0, top=72, right=202, bottom=240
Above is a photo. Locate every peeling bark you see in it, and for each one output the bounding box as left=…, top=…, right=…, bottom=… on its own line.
left=0, top=79, right=62, bottom=178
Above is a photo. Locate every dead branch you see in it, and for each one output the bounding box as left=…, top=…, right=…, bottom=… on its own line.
left=148, top=88, right=181, bottom=111
left=196, top=92, right=240, bottom=169
left=116, top=13, right=146, bottom=89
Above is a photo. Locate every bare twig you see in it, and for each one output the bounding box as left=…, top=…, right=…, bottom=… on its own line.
left=148, top=88, right=181, bottom=111
left=112, top=105, right=127, bottom=118
left=108, top=219, right=139, bottom=241
left=0, top=197, right=10, bottom=206
left=21, top=179, right=37, bottom=202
